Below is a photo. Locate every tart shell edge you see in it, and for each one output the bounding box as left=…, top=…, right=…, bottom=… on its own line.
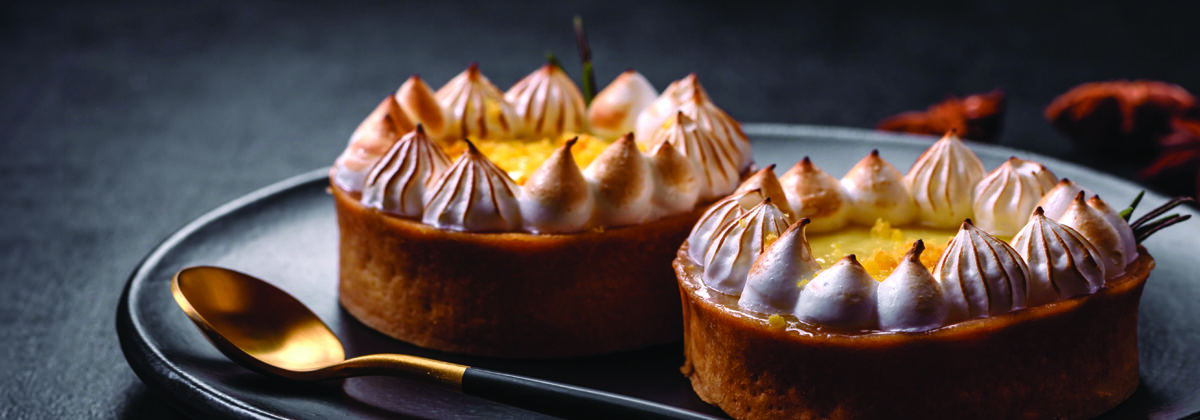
left=335, top=184, right=709, bottom=358
left=675, top=243, right=1153, bottom=420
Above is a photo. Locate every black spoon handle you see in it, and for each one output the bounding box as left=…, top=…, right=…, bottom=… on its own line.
left=461, top=367, right=723, bottom=420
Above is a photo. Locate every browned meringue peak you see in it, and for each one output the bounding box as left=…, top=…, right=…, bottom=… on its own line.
left=634, top=75, right=695, bottom=141
left=435, top=63, right=523, bottom=140
left=779, top=157, right=851, bottom=234
left=519, top=137, right=593, bottom=233
left=936, top=220, right=1031, bottom=322
left=1012, top=208, right=1107, bottom=307
left=877, top=240, right=949, bottom=332
left=582, top=133, right=653, bottom=227
left=840, top=150, right=918, bottom=226
left=1011, top=156, right=1058, bottom=190
left=1087, top=195, right=1138, bottom=267
left=422, top=140, right=522, bottom=232
left=647, top=140, right=700, bottom=218
left=1058, top=192, right=1137, bottom=277
left=504, top=63, right=587, bottom=139
left=733, top=165, right=795, bottom=220
left=702, top=199, right=792, bottom=295
left=655, top=111, right=742, bottom=201
left=675, top=88, right=753, bottom=170
left=635, top=74, right=752, bottom=169
left=739, top=218, right=821, bottom=315
left=686, top=189, right=765, bottom=263
left=793, top=254, right=879, bottom=331
left=395, top=75, right=449, bottom=142
left=360, top=126, right=452, bottom=218
left=332, top=95, right=412, bottom=192
left=1035, top=178, right=1089, bottom=220
left=587, top=69, right=657, bottom=139
left=971, top=157, right=1059, bottom=237
left=903, top=132, right=985, bottom=228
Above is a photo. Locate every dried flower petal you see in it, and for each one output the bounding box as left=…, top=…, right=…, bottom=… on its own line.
left=877, top=89, right=1006, bottom=142
left=1045, top=80, right=1196, bottom=157
left=1140, top=117, right=1200, bottom=199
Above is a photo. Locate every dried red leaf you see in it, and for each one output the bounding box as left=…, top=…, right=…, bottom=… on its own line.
left=1045, top=80, right=1196, bottom=158
left=1141, top=117, right=1200, bottom=199
left=1158, top=116, right=1200, bottom=149
left=877, top=89, right=1006, bottom=142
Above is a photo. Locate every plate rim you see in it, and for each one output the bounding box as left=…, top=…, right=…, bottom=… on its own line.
left=116, top=171, right=325, bottom=420
left=115, top=123, right=1194, bottom=419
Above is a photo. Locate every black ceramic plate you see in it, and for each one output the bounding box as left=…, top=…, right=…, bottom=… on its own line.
left=118, top=124, right=1200, bottom=419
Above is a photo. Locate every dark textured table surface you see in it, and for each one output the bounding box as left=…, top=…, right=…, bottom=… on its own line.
left=3, top=1, right=1198, bottom=418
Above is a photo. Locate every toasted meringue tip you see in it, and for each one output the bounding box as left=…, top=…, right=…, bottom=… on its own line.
left=869, top=149, right=880, bottom=158
left=649, top=140, right=669, bottom=154
left=466, top=62, right=480, bottom=74
left=782, top=217, right=812, bottom=236
left=1073, top=191, right=1087, bottom=202
left=845, top=254, right=860, bottom=264
left=801, top=156, right=812, bottom=165
left=564, top=136, right=578, bottom=149
left=1032, top=206, right=1045, bottom=217
left=763, top=163, right=777, bottom=172
left=905, top=240, right=925, bottom=261
left=673, top=110, right=688, bottom=124
left=414, top=123, right=426, bottom=135
left=463, top=138, right=480, bottom=154
left=617, top=132, right=635, bottom=144
left=961, top=218, right=974, bottom=228
left=936, top=130, right=961, bottom=143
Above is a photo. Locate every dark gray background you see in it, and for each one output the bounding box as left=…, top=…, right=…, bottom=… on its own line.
left=2, top=0, right=1198, bottom=418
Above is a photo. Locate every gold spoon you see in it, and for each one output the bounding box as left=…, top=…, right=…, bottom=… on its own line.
left=171, top=266, right=718, bottom=420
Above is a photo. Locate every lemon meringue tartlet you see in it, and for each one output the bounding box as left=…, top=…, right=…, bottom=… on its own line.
left=331, top=63, right=753, bottom=358
left=674, top=133, right=1169, bottom=419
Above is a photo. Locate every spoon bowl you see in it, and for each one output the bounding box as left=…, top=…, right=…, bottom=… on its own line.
left=171, top=266, right=718, bottom=420
left=173, top=267, right=347, bottom=374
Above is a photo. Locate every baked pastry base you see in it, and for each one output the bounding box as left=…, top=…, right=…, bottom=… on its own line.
left=335, top=185, right=706, bottom=358
left=675, top=244, right=1154, bottom=420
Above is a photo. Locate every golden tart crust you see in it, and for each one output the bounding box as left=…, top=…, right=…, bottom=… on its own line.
left=335, top=185, right=710, bottom=358
left=675, top=243, right=1153, bottom=420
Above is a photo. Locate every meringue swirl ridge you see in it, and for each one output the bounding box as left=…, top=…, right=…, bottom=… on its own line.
left=332, top=64, right=754, bottom=233
left=683, top=136, right=1144, bottom=333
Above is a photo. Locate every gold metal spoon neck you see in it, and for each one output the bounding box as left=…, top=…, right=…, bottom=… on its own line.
left=172, top=266, right=466, bottom=390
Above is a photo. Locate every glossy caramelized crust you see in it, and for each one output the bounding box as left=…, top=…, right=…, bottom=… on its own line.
left=335, top=185, right=709, bottom=358
left=675, top=243, right=1153, bottom=420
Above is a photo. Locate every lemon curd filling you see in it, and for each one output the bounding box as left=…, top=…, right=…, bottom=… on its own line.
left=807, top=220, right=958, bottom=279
left=441, top=132, right=616, bottom=184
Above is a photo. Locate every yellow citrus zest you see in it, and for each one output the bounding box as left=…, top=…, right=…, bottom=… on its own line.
left=807, top=220, right=956, bottom=280
left=767, top=314, right=787, bottom=331
left=442, top=132, right=614, bottom=185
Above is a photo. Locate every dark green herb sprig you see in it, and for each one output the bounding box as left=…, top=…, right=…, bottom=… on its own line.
left=573, top=16, right=596, bottom=106
left=1122, top=193, right=1194, bottom=243
left=1119, top=191, right=1143, bottom=221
